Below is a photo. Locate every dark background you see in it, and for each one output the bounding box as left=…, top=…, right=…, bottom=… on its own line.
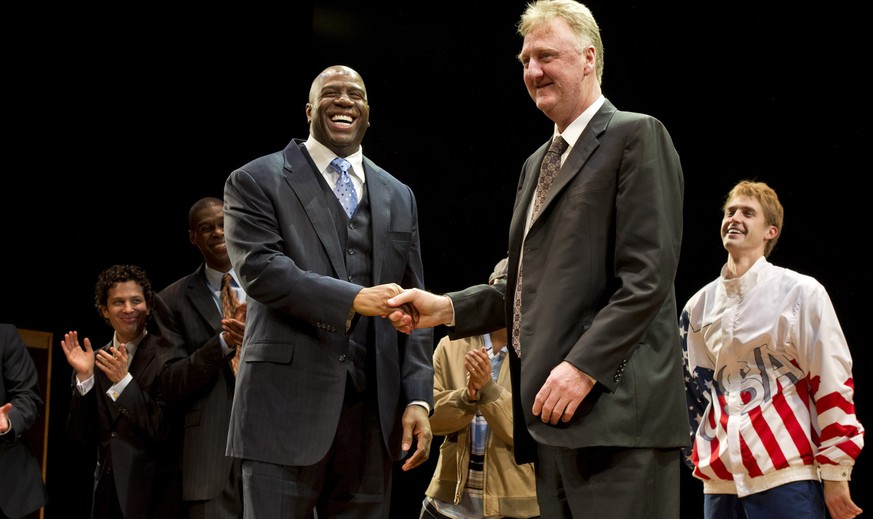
left=4, top=2, right=869, bottom=517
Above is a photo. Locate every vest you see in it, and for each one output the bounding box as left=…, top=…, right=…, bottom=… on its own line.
left=325, top=179, right=374, bottom=394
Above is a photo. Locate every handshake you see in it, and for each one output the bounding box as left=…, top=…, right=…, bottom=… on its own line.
left=353, top=284, right=455, bottom=334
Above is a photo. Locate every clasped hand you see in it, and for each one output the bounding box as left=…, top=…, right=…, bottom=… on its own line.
left=61, top=330, right=129, bottom=384
left=354, top=284, right=420, bottom=323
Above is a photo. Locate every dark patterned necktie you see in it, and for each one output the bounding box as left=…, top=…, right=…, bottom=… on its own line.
left=221, top=273, right=242, bottom=375
left=511, top=136, right=569, bottom=357
left=331, top=157, right=358, bottom=218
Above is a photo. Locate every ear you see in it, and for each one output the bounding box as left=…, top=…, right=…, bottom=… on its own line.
left=305, top=103, right=313, bottom=123
left=188, top=229, right=197, bottom=245
left=764, top=225, right=779, bottom=241
left=584, top=46, right=597, bottom=75
left=100, top=306, right=110, bottom=319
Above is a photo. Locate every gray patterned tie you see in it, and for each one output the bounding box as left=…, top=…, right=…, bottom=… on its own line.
left=331, top=157, right=358, bottom=218
left=511, top=136, right=569, bottom=357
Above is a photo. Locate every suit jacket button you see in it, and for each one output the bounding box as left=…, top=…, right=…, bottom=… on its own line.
left=339, top=354, right=347, bottom=362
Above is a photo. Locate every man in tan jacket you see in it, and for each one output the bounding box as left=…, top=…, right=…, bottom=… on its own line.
left=421, top=258, right=539, bottom=519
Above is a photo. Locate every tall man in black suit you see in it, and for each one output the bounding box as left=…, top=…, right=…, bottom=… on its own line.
left=388, top=1, right=687, bottom=517
left=154, top=196, right=246, bottom=519
left=223, top=64, right=434, bottom=518
left=0, top=323, right=48, bottom=519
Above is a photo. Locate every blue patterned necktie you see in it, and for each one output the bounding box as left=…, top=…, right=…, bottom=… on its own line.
left=330, top=157, right=358, bottom=218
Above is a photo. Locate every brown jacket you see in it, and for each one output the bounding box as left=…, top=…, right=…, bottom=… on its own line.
left=426, top=334, right=539, bottom=518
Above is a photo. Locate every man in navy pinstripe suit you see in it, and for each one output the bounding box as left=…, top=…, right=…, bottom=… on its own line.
left=223, top=65, right=434, bottom=519
left=154, top=196, right=247, bottom=519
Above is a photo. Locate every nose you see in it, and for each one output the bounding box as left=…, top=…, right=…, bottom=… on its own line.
left=525, top=59, right=544, bottom=80
left=335, top=93, right=354, bottom=106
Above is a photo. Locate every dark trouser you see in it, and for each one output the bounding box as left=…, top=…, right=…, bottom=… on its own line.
left=535, top=444, right=681, bottom=519
left=704, top=480, right=825, bottom=519
left=186, top=457, right=243, bottom=519
left=91, top=457, right=124, bottom=519
left=242, top=387, right=391, bottom=519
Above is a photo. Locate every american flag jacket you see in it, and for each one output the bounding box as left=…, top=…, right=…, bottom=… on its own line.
left=679, top=257, right=864, bottom=496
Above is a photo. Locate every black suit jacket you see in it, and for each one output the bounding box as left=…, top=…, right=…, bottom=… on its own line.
left=450, top=100, right=689, bottom=463
left=223, top=139, right=434, bottom=466
left=154, top=265, right=237, bottom=502
left=67, top=331, right=182, bottom=518
left=0, top=323, right=47, bottom=518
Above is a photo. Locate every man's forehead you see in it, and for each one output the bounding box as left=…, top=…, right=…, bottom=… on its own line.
left=726, top=195, right=760, bottom=210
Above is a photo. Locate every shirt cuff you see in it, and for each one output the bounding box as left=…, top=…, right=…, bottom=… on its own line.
left=819, top=464, right=853, bottom=481
left=407, top=400, right=431, bottom=415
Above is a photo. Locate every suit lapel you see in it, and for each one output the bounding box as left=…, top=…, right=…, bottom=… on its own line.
left=128, top=334, right=155, bottom=383
left=284, top=141, right=348, bottom=280
left=539, top=102, right=614, bottom=215
left=509, top=139, right=551, bottom=248
left=188, top=266, right=221, bottom=333
left=365, top=158, right=389, bottom=284
left=511, top=101, right=617, bottom=242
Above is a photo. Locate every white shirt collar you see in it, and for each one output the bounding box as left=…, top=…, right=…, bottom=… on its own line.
left=204, top=265, right=238, bottom=292
left=304, top=135, right=366, bottom=185
left=554, top=94, right=606, bottom=154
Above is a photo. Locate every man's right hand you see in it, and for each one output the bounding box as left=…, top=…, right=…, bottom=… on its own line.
left=353, top=284, right=408, bottom=317
left=387, top=288, right=454, bottom=334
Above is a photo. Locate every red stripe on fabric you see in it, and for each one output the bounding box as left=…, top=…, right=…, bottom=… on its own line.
left=748, top=404, right=788, bottom=471
left=739, top=428, right=764, bottom=477
left=773, top=380, right=815, bottom=464
left=819, top=423, right=863, bottom=458
left=701, top=406, right=733, bottom=481
left=707, top=436, right=733, bottom=481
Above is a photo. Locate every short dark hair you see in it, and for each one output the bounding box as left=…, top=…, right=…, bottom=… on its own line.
left=94, top=264, right=155, bottom=324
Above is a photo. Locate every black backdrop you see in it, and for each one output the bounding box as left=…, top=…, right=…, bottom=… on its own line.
left=4, top=2, right=869, bottom=517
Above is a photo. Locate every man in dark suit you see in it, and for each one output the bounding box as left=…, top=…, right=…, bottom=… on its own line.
left=61, top=264, right=183, bottom=519
left=0, top=323, right=48, bottom=519
left=223, top=64, right=434, bottom=518
left=388, top=1, right=687, bottom=517
left=154, top=196, right=246, bottom=519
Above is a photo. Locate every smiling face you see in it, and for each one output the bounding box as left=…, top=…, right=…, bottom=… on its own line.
left=189, top=201, right=230, bottom=272
left=100, top=280, right=150, bottom=344
left=721, top=195, right=779, bottom=261
left=518, top=18, right=600, bottom=131
left=306, top=65, right=370, bottom=157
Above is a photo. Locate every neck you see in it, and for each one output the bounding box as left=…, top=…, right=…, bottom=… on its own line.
left=724, top=253, right=763, bottom=279
left=208, top=261, right=232, bottom=273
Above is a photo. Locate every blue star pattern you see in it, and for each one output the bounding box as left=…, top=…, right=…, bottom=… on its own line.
left=680, top=308, right=715, bottom=469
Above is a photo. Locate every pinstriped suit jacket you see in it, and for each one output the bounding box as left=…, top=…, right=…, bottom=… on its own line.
left=223, top=139, right=434, bottom=466
left=154, top=265, right=237, bottom=502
